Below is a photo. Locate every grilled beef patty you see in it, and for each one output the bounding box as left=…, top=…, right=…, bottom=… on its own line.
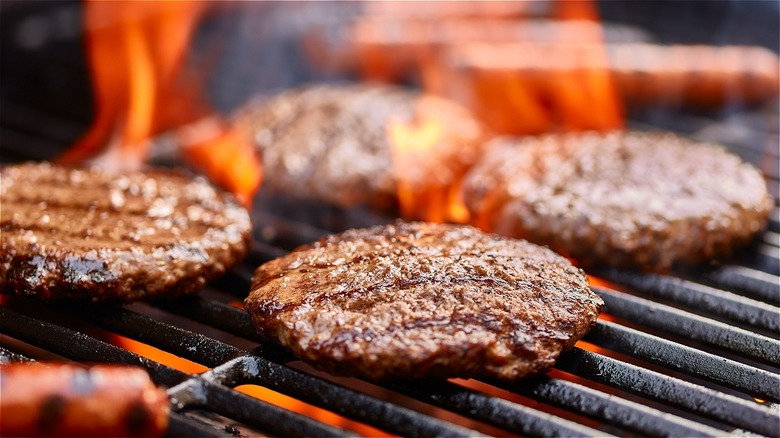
left=245, top=221, right=602, bottom=381
left=0, top=162, right=251, bottom=302
left=463, top=131, right=773, bottom=270
left=232, top=84, right=486, bottom=210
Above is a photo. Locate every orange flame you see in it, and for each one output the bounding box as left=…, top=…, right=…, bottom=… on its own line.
left=236, top=385, right=392, bottom=437
left=386, top=96, right=482, bottom=224
left=387, top=116, right=446, bottom=222
left=112, top=335, right=208, bottom=375
left=57, top=1, right=261, bottom=205
left=354, top=0, right=624, bottom=137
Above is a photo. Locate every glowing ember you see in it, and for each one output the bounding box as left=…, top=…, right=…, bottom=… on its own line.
left=111, top=335, right=208, bottom=375
left=57, top=1, right=261, bottom=206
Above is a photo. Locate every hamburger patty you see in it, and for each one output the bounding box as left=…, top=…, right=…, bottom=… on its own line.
left=232, top=83, right=486, bottom=210
left=463, top=131, right=773, bottom=270
left=245, top=222, right=602, bottom=381
left=0, top=162, right=252, bottom=302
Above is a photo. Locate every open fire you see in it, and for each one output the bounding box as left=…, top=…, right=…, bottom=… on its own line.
left=1, top=1, right=778, bottom=436
left=56, top=1, right=261, bottom=205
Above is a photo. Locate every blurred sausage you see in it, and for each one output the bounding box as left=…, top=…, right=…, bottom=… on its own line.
left=0, top=363, right=168, bottom=437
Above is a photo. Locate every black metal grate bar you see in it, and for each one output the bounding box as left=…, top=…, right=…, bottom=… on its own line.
left=0, top=306, right=185, bottom=387
left=384, top=380, right=611, bottom=438
left=507, top=376, right=729, bottom=437
left=0, top=346, right=35, bottom=364
left=71, top=305, right=243, bottom=367
left=595, top=287, right=780, bottom=364
left=556, top=348, right=779, bottom=437
left=169, top=379, right=358, bottom=438
left=204, top=356, right=488, bottom=438
left=585, top=320, right=780, bottom=399
left=167, top=412, right=238, bottom=438
left=695, top=265, right=780, bottom=305
left=594, top=269, right=780, bottom=333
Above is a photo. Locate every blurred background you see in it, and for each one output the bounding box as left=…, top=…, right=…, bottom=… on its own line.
left=1, top=1, right=777, bottom=164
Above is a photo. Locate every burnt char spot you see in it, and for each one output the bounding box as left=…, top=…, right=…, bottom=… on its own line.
left=126, top=401, right=151, bottom=436
left=39, top=394, right=67, bottom=431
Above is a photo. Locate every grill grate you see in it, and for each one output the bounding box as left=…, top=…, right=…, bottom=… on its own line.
left=2, top=204, right=779, bottom=437
left=1, top=80, right=779, bottom=438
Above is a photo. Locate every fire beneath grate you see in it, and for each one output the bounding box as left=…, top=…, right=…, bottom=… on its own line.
left=1, top=95, right=779, bottom=436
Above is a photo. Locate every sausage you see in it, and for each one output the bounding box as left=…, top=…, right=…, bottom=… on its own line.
left=345, top=37, right=778, bottom=117
left=0, top=363, right=169, bottom=437
left=606, top=43, right=779, bottom=108
left=425, top=43, right=778, bottom=134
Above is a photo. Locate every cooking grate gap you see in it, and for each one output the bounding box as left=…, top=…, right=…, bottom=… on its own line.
left=769, top=209, right=780, bottom=233
left=737, top=243, right=780, bottom=275
left=300, top=367, right=614, bottom=437
left=70, top=305, right=242, bottom=368
left=555, top=348, right=779, bottom=437
left=131, top=300, right=259, bottom=353
left=151, top=297, right=625, bottom=437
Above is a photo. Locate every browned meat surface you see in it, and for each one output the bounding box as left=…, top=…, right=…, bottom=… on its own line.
left=232, top=83, right=486, bottom=211
left=245, top=221, right=602, bottom=381
left=0, top=162, right=251, bottom=302
left=463, top=131, right=773, bottom=270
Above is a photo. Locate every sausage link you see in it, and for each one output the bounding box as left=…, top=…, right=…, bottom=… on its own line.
left=0, top=363, right=168, bottom=437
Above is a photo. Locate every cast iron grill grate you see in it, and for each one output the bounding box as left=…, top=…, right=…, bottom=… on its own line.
left=1, top=101, right=779, bottom=437
left=1, top=202, right=778, bottom=436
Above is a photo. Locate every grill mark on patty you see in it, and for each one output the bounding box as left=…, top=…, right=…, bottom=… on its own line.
left=1, top=162, right=251, bottom=303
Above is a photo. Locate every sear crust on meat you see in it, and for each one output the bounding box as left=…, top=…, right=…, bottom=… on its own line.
left=245, top=221, right=602, bottom=381
left=232, top=83, right=486, bottom=209
left=0, top=162, right=252, bottom=303
left=463, top=131, right=773, bottom=270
